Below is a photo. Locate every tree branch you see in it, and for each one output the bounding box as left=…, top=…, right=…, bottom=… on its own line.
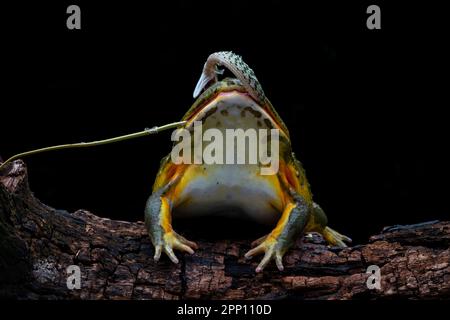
left=0, top=160, right=449, bottom=299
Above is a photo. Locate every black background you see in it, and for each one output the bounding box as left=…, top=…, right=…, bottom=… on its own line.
left=2, top=0, right=449, bottom=244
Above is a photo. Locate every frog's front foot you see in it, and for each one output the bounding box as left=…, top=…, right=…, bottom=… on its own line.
left=245, top=235, right=289, bottom=272
left=145, top=190, right=198, bottom=264
left=152, top=229, right=198, bottom=264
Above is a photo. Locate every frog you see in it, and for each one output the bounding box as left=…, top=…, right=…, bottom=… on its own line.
left=145, top=51, right=351, bottom=272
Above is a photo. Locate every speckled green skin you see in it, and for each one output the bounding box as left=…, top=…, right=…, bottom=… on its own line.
left=145, top=52, right=351, bottom=272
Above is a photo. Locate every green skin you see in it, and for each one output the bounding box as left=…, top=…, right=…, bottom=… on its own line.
left=145, top=52, right=351, bottom=272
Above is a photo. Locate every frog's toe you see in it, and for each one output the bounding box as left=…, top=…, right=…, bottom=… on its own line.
left=153, top=231, right=197, bottom=264
left=153, top=244, right=163, bottom=261
left=163, top=244, right=180, bottom=264
left=173, top=231, right=199, bottom=250
left=245, top=237, right=286, bottom=272
left=255, top=249, right=284, bottom=273
left=323, top=226, right=352, bottom=248
left=251, top=234, right=268, bottom=247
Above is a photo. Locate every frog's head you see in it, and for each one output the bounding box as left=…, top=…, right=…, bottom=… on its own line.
left=182, top=51, right=290, bottom=140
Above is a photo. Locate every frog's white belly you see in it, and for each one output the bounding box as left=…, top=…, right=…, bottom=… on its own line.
left=172, top=90, right=285, bottom=224
left=173, top=164, right=283, bottom=225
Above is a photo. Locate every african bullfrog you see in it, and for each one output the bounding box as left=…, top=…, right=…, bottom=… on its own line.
left=145, top=51, right=351, bottom=272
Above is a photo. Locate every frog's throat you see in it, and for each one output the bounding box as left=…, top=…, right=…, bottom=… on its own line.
left=188, top=78, right=291, bottom=139
left=184, top=90, right=288, bottom=140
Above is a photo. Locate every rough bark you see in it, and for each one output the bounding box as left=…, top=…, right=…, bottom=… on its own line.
left=0, top=160, right=449, bottom=300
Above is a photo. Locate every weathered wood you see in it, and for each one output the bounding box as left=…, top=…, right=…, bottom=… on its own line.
left=0, top=160, right=449, bottom=299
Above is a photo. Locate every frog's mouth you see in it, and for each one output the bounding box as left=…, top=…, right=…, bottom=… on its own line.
left=184, top=79, right=287, bottom=137
left=185, top=90, right=281, bottom=133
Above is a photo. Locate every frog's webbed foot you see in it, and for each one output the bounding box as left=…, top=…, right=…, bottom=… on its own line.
left=310, top=202, right=352, bottom=248
left=245, top=235, right=287, bottom=272
left=245, top=199, right=310, bottom=273
left=322, top=226, right=352, bottom=248
left=152, top=230, right=198, bottom=264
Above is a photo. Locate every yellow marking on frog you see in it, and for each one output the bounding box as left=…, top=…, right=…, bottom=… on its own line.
left=269, top=202, right=297, bottom=243
left=170, top=164, right=206, bottom=205
left=153, top=160, right=187, bottom=192
left=160, top=197, right=173, bottom=233
left=279, top=160, right=313, bottom=205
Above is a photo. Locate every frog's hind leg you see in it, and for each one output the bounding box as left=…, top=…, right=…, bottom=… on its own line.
left=308, top=202, right=352, bottom=247
left=245, top=191, right=311, bottom=272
